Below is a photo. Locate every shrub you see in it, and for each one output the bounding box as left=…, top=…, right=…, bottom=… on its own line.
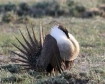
left=30, top=2, right=49, bottom=17
left=45, top=1, right=60, bottom=16
left=17, top=9, right=28, bottom=16
left=29, top=8, right=45, bottom=17
left=56, top=9, right=65, bottom=16
left=0, top=1, right=87, bottom=18
left=67, top=0, right=75, bottom=7
left=1, top=64, right=20, bottom=73
left=67, top=1, right=86, bottom=17
left=32, top=2, right=49, bottom=9
left=72, top=5, right=86, bottom=17
left=17, top=16, right=31, bottom=23
left=75, top=5, right=86, bottom=13
left=4, top=2, right=16, bottom=12
left=2, top=12, right=17, bottom=23
left=69, top=7, right=80, bottom=17
left=31, top=1, right=60, bottom=17
left=89, top=8, right=102, bottom=16
left=19, top=2, right=30, bottom=11
left=0, top=5, right=5, bottom=13
left=99, top=4, right=105, bottom=11
left=17, top=3, right=30, bottom=16
left=82, top=11, right=93, bottom=18
left=1, top=75, right=23, bottom=83
left=100, top=0, right=105, bottom=3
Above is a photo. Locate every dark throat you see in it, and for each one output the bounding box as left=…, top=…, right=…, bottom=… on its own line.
left=58, top=25, right=69, bottom=38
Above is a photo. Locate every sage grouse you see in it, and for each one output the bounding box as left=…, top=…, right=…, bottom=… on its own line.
left=12, top=25, right=80, bottom=73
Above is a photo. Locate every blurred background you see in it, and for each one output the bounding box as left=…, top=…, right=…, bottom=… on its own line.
left=0, top=0, right=105, bottom=23
left=0, top=0, right=105, bottom=83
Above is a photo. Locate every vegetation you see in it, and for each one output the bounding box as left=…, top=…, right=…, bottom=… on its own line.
left=0, top=0, right=85, bottom=19
left=0, top=17, right=105, bottom=83
left=1, top=0, right=105, bottom=23
left=0, top=0, right=105, bottom=84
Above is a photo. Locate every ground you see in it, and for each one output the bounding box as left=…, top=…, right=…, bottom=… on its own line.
left=0, top=0, right=105, bottom=84
left=0, top=17, right=105, bottom=83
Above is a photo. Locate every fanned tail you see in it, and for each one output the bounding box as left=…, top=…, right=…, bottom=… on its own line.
left=12, top=25, right=45, bottom=71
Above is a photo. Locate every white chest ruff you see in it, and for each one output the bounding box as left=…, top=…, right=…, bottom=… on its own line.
left=50, top=26, right=79, bottom=61
left=57, top=39, right=75, bottom=61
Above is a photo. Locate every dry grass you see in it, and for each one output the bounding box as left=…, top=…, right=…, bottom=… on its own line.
left=0, top=0, right=105, bottom=84
left=0, top=17, right=105, bottom=83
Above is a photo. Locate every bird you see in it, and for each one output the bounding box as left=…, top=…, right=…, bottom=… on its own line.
left=12, top=24, right=80, bottom=74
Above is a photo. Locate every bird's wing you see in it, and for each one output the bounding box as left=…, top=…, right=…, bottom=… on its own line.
left=37, top=34, right=63, bottom=73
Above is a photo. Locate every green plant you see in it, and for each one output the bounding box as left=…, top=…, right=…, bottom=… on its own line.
left=99, top=0, right=105, bottom=3
left=32, top=2, right=49, bottom=9
left=4, top=2, right=16, bottom=12
left=1, top=75, right=23, bottom=83
left=17, top=16, right=32, bottom=23
left=67, top=0, right=75, bottom=7
left=0, top=5, right=4, bottom=13
left=19, top=2, right=30, bottom=11
left=75, top=5, right=86, bottom=13
left=2, top=12, right=17, bottom=23
left=45, top=1, right=60, bottom=16
left=32, top=1, right=60, bottom=17
left=0, top=64, right=20, bottom=73
left=17, top=2, right=30, bottom=16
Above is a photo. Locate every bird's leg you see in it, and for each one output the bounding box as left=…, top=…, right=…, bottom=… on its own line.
left=46, top=68, right=55, bottom=76
left=51, top=68, right=55, bottom=76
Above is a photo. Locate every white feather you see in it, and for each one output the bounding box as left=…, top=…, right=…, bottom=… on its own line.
left=50, top=25, right=80, bottom=61
left=50, top=26, right=73, bottom=61
left=50, top=26, right=69, bottom=43
left=68, top=33, right=80, bottom=60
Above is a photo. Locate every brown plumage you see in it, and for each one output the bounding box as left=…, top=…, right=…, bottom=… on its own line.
left=36, top=34, right=63, bottom=73
left=12, top=24, right=80, bottom=74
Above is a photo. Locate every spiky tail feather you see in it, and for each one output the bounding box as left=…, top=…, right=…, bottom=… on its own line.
left=12, top=25, right=44, bottom=71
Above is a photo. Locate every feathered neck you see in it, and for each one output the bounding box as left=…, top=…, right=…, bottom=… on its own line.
left=50, top=26, right=68, bottom=42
